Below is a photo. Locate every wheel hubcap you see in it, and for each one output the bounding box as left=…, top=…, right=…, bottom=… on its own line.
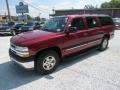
left=102, top=39, right=108, bottom=49
left=43, top=56, right=56, bottom=70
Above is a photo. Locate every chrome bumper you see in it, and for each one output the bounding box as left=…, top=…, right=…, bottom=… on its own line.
left=10, top=57, right=34, bottom=69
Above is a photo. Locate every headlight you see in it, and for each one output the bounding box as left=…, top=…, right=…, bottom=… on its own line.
left=10, top=44, right=30, bottom=58
left=15, top=46, right=29, bottom=58
left=15, top=46, right=28, bottom=52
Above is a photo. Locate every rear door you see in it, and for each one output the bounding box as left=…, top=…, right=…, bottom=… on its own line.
left=83, top=17, right=103, bottom=47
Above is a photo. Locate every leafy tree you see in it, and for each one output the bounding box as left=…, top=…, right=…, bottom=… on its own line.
left=101, top=0, right=120, bottom=8
left=27, top=14, right=33, bottom=20
left=84, top=5, right=98, bottom=9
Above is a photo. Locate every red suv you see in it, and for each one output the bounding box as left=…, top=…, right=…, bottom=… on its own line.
left=9, top=14, right=115, bottom=75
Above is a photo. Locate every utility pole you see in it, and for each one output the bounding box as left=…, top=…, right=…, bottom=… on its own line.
left=6, top=0, right=11, bottom=22
left=52, top=7, right=55, bottom=14
left=39, top=13, right=41, bottom=21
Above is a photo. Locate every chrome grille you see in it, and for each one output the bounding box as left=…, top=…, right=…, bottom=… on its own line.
left=11, top=44, right=15, bottom=49
left=10, top=43, right=16, bottom=54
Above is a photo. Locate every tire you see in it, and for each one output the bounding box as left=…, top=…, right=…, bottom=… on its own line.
left=98, top=37, right=109, bottom=51
left=34, top=50, right=60, bottom=75
left=11, top=30, right=16, bottom=36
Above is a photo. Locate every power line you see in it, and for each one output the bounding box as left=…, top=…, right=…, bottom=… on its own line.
left=19, top=0, right=52, bottom=14
left=24, top=1, right=52, bottom=12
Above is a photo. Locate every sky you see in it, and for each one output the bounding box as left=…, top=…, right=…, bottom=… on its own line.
left=0, top=0, right=111, bottom=18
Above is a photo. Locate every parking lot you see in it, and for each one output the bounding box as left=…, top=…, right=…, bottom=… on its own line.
left=0, top=30, right=120, bottom=90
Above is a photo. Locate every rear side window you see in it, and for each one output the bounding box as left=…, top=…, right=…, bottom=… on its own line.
left=71, top=18, right=85, bottom=30
left=99, top=17, right=113, bottom=26
left=86, top=17, right=98, bottom=28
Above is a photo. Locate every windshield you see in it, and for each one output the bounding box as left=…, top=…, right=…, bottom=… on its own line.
left=2, top=24, right=8, bottom=27
left=42, top=17, right=67, bottom=32
left=15, top=24, right=23, bottom=27
left=25, top=22, right=34, bottom=26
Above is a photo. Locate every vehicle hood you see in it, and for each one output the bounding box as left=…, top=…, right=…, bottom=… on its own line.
left=11, top=30, right=60, bottom=46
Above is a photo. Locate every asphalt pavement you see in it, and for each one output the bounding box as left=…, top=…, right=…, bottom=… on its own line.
left=0, top=30, right=120, bottom=90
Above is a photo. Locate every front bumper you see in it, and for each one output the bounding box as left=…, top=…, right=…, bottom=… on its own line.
left=9, top=49, right=34, bottom=69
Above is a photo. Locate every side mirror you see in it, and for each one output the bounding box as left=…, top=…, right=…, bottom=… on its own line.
left=67, top=27, right=77, bottom=33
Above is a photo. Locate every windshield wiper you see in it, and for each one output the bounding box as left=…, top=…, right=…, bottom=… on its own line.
left=42, top=28, right=57, bottom=32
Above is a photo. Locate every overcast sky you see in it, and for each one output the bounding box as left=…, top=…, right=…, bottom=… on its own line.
left=0, top=0, right=111, bottom=18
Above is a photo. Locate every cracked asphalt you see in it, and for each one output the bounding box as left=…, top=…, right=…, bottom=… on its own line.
left=0, top=30, right=120, bottom=90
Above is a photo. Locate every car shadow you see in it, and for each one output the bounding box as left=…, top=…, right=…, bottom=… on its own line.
left=0, top=48, right=101, bottom=89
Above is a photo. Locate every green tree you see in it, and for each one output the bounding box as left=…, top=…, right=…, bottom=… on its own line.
left=84, top=5, right=98, bottom=9
left=101, top=0, right=120, bottom=8
left=27, top=14, right=33, bottom=20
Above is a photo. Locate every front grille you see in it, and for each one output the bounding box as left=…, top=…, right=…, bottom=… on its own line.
left=11, top=43, right=15, bottom=49
left=10, top=43, right=16, bottom=54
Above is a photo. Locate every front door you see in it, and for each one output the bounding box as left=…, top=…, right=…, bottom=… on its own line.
left=63, top=17, right=88, bottom=56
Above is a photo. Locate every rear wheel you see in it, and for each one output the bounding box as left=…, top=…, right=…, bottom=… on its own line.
left=98, top=37, right=109, bottom=51
left=34, top=50, right=60, bottom=75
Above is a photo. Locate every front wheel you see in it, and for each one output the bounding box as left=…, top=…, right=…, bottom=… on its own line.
left=98, top=37, right=109, bottom=51
left=34, top=50, right=60, bottom=75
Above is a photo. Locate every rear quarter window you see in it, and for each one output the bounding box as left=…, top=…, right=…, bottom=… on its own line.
left=99, top=17, right=113, bottom=26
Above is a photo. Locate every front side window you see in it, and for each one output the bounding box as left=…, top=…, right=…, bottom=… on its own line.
left=71, top=18, right=85, bottom=30
left=42, top=17, right=67, bottom=32
left=86, top=17, right=98, bottom=28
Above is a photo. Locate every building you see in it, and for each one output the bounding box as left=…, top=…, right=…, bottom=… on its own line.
left=50, top=8, right=120, bottom=18
left=0, top=15, right=3, bottom=22
left=0, top=15, right=7, bottom=22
